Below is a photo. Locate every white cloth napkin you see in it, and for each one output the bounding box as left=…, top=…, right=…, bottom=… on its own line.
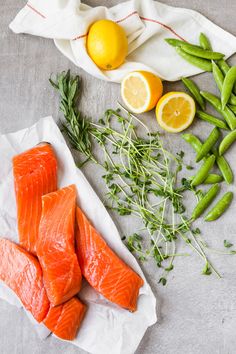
left=9, top=0, right=236, bottom=82
left=0, top=116, right=156, bottom=354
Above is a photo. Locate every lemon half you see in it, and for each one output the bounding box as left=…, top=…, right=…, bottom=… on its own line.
left=121, top=71, right=163, bottom=114
left=155, top=92, right=196, bottom=133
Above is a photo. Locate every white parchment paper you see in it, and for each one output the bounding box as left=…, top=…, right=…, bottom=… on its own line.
left=0, top=116, right=157, bottom=354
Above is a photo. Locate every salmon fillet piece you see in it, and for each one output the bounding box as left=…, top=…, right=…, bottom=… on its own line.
left=44, top=297, right=86, bottom=340
left=37, top=185, right=82, bottom=306
left=76, top=207, right=144, bottom=312
left=0, top=238, right=50, bottom=322
left=13, top=143, right=57, bottom=254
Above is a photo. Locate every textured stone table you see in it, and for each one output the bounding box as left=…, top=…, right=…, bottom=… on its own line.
left=1, top=1, right=236, bottom=353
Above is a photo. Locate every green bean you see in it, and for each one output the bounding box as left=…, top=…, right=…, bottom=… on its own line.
left=191, top=155, right=216, bottom=186
left=196, top=110, right=229, bottom=130
left=175, top=47, right=212, bottom=72
left=181, top=77, right=205, bottom=110
left=192, top=183, right=220, bottom=220
left=203, top=174, right=223, bottom=184
left=212, top=62, right=236, bottom=106
left=165, top=38, right=200, bottom=48
left=219, top=129, right=236, bottom=155
left=205, top=192, right=233, bottom=221
left=200, top=91, right=236, bottom=130
left=182, top=133, right=203, bottom=153
left=181, top=45, right=224, bottom=60
left=199, top=33, right=212, bottom=50
left=222, top=66, right=236, bottom=109
left=196, top=127, right=220, bottom=162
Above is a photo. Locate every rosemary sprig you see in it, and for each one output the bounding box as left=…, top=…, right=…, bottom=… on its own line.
left=50, top=71, right=225, bottom=284
left=50, top=70, right=96, bottom=166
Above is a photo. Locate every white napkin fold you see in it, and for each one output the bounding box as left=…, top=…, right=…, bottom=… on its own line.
left=0, top=116, right=156, bottom=354
left=9, top=0, right=236, bottom=82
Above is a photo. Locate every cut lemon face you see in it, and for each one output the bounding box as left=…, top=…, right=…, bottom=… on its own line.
left=155, top=92, right=196, bottom=133
left=121, top=71, right=163, bottom=114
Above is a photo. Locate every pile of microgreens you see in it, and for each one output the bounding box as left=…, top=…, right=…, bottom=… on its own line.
left=50, top=70, right=235, bottom=285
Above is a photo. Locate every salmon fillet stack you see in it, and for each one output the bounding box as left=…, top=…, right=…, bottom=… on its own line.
left=11, top=145, right=85, bottom=340
left=0, top=142, right=144, bottom=343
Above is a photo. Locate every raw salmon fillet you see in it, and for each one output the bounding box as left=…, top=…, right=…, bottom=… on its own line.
left=76, top=207, right=144, bottom=312
left=44, top=297, right=86, bottom=340
left=0, top=238, right=50, bottom=322
left=37, top=185, right=82, bottom=306
left=13, top=143, right=57, bottom=254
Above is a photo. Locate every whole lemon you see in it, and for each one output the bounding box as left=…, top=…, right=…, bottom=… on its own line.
left=86, top=19, right=128, bottom=70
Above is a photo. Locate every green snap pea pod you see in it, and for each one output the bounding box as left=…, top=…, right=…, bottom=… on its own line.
left=181, top=78, right=205, bottom=110
left=213, top=60, right=224, bottom=82
left=200, top=91, right=236, bottom=130
left=165, top=38, right=200, bottom=48
left=182, top=133, right=208, bottom=162
left=182, top=135, right=223, bottom=185
left=228, top=104, right=236, bottom=114
left=182, top=133, right=203, bottom=153
left=181, top=45, right=224, bottom=60
left=191, top=155, right=216, bottom=186
left=222, top=66, right=236, bottom=109
left=196, top=127, right=220, bottom=162
left=165, top=38, right=217, bottom=58
left=212, top=60, right=225, bottom=90
left=213, top=149, right=234, bottom=184
left=165, top=38, right=183, bottom=47
left=203, top=174, right=223, bottom=184
left=192, top=183, right=220, bottom=220
left=199, top=33, right=212, bottom=50
left=219, top=129, right=236, bottom=155
left=217, top=59, right=230, bottom=75
left=212, top=61, right=236, bottom=106
left=217, top=60, right=236, bottom=96
left=205, top=192, right=233, bottom=221
left=196, top=110, right=229, bottom=130
left=175, top=47, right=212, bottom=72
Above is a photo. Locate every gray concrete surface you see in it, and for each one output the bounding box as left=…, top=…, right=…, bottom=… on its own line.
left=1, top=1, right=236, bottom=353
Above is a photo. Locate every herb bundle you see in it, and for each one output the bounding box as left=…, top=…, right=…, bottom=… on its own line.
left=50, top=71, right=234, bottom=284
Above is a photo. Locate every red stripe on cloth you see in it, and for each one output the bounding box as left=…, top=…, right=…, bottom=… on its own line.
left=72, top=11, right=186, bottom=42
left=140, top=16, right=187, bottom=41
left=26, top=3, right=46, bottom=19
left=116, top=11, right=138, bottom=23
left=73, top=34, right=87, bottom=41
left=73, top=11, right=139, bottom=40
